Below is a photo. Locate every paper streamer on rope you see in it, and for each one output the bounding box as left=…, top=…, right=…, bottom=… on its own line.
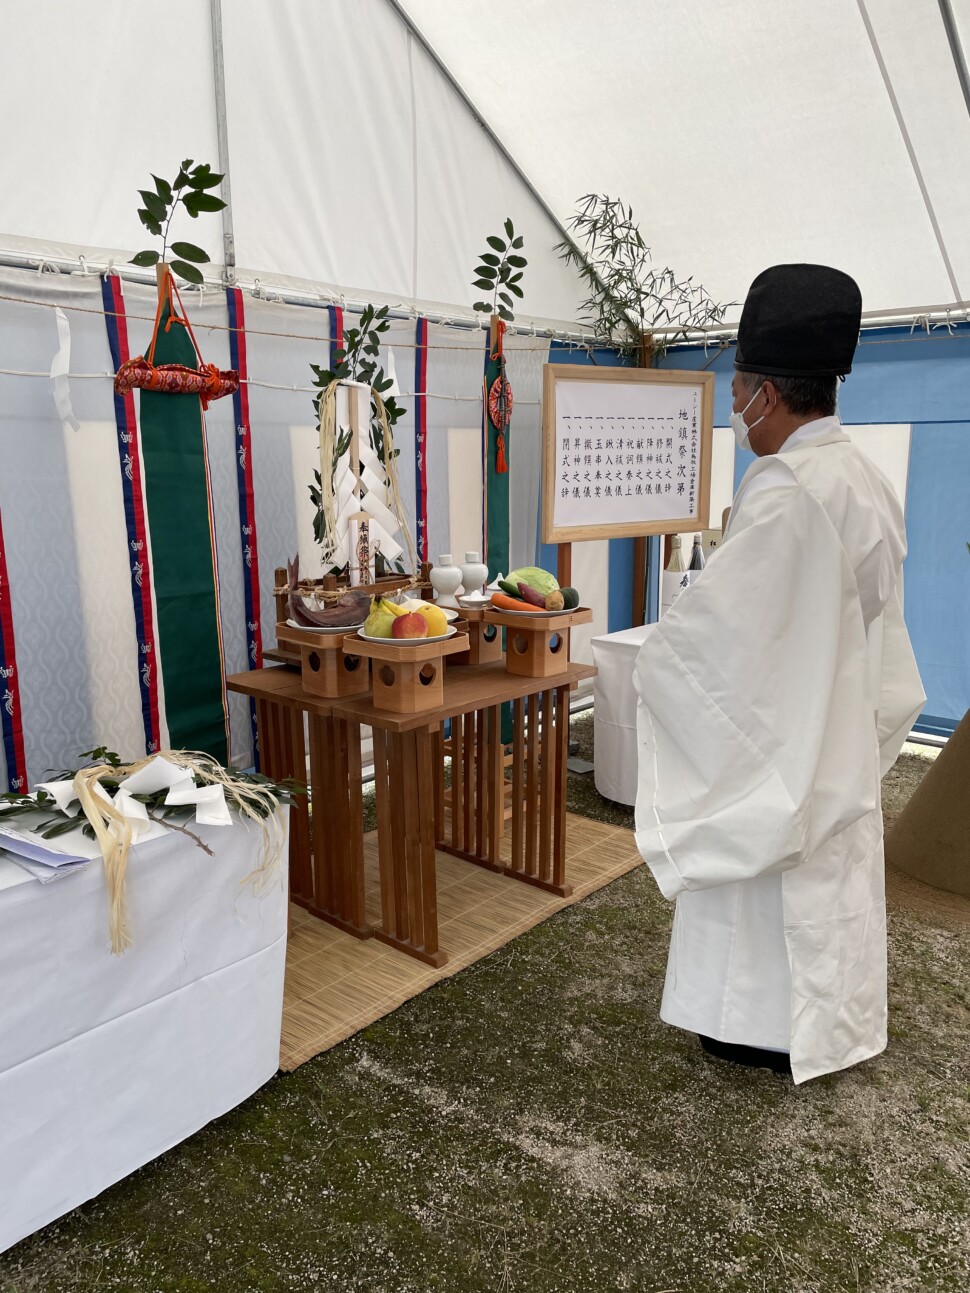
left=101, top=274, right=162, bottom=756
left=414, top=317, right=429, bottom=563
left=226, top=287, right=263, bottom=767
left=0, top=506, right=27, bottom=791
left=50, top=307, right=81, bottom=434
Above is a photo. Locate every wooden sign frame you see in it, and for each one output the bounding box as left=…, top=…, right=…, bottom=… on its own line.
left=542, top=364, right=715, bottom=543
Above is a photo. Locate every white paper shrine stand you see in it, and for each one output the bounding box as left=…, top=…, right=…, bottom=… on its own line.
left=0, top=815, right=288, bottom=1254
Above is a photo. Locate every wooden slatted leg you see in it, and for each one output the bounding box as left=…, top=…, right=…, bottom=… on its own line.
left=511, top=697, right=525, bottom=874
left=502, top=688, right=572, bottom=897
left=434, top=704, right=507, bottom=876
left=373, top=728, right=395, bottom=937
left=451, top=715, right=463, bottom=853
left=343, top=718, right=367, bottom=930
left=373, top=726, right=446, bottom=967
left=538, top=688, right=555, bottom=885
left=525, top=693, right=539, bottom=878
left=257, top=698, right=313, bottom=909
left=462, top=707, right=474, bottom=852
left=487, top=705, right=503, bottom=866
left=433, top=725, right=445, bottom=846
left=552, top=684, right=572, bottom=894
left=307, top=713, right=372, bottom=938
left=285, top=708, right=313, bottom=906
left=475, top=705, right=486, bottom=858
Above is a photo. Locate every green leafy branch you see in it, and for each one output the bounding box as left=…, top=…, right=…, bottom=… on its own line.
left=556, top=194, right=729, bottom=360
left=129, top=160, right=227, bottom=286
left=472, top=218, right=527, bottom=323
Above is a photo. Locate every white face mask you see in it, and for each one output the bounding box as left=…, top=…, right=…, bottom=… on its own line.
left=729, top=384, right=766, bottom=451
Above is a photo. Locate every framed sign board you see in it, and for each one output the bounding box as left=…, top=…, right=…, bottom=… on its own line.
left=542, top=364, right=715, bottom=543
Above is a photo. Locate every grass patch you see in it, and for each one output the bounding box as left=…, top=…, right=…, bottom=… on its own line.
left=2, top=720, right=967, bottom=1292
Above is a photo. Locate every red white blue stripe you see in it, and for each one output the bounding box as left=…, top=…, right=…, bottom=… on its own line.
left=414, top=316, right=429, bottom=563
left=0, top=507, right=27, bottom=791
left=226, top=287, right=264, bottom=762
left=101, top=274, right=162, bottom=755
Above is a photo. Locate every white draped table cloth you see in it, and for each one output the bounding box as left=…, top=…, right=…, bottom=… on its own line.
left=591, top=624, right=652, bottom=807
left=0, top=815, right=288, bottom=1254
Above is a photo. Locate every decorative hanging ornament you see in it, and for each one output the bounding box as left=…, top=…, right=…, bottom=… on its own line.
left=488, top=375, right=513, bottom=430
left=112, top=267, right=239, bottom=409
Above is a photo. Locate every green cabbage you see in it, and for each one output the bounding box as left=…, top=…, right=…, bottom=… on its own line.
left=507, top=566, right=559, bottom=595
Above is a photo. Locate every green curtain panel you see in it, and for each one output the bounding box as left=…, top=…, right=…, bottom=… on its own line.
left=139, top=299, right=229, bottom=763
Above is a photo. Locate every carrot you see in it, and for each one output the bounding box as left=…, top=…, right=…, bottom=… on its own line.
left=490, top=592, right=535, bottom=611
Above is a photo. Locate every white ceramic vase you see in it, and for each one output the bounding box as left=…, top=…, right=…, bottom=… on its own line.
left=459, top=551, right=489, bottom=598
left=430, top=553, right=463, bottom=608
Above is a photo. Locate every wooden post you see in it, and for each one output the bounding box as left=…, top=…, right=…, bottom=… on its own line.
left=632, top=537, right=647, bottom=626
left=274, top=565, right=288, bottom=626
left=557, top=542, right=572, bottom=589
left=630, top=331, right=656, bottom=621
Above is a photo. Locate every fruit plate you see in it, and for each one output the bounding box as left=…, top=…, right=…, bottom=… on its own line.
left=286, top=618, right=365, bottom=634
left=357, top=625, right=458, bottom=646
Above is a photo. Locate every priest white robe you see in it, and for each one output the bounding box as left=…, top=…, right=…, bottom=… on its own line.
left=633, top=419, right=925, bottom=1084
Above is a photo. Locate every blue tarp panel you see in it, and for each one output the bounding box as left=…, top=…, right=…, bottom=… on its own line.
left=665, top=329, right=970, bottom=734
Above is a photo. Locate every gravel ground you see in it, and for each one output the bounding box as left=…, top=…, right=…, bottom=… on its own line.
left=2, top=718, right=967, bottom=1293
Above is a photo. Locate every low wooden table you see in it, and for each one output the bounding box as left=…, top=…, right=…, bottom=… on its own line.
left=226, top=667, right=370, bottom=939
left=227, top=659, right=596, bottom=969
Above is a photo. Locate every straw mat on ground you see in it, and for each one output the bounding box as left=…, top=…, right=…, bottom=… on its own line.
left=281, top=813, right=640, bottom=1070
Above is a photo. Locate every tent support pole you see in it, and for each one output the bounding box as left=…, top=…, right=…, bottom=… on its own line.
left=209, top=0, right=236, bottom=285
left=938, top=0, right=970, bottom=122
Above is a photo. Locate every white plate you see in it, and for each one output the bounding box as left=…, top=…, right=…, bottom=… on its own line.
left=357, top=625, right=459, bottom=645
left=488, top=605, right=564, bottom=618
left=286, top=618, right=366, bottom=634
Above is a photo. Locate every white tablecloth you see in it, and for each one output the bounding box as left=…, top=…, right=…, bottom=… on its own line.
left=591, top=624, right=653, bottom=807
left=0, top=814, right=288, bottom=1254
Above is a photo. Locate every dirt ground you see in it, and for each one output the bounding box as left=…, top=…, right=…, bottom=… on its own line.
left=2, top=718, right=967, bottom=1293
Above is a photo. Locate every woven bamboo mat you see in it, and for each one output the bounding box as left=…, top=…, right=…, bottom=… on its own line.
left=280, top=813, right=642, bottom=1071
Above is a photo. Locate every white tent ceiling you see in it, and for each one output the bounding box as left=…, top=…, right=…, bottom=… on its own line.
left=1, top=0, right=968, bottom=327
left=399, top=0, right=970, bottom=323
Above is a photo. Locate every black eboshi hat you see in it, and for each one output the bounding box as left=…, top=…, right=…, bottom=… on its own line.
left=734, top=264, right=863, bottom=378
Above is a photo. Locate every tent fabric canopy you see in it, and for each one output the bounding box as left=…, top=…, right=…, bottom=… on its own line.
left=399, top=0, right=970, bottom=323
left=3, top=1, right=969, bottom=325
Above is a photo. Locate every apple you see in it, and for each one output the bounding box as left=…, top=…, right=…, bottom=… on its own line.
left=391, top=611, right=428, bottom=639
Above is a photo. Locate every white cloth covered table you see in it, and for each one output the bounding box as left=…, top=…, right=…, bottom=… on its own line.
left=0, top=814, right=288, bottom=1254
left=591, top=624, right=652, bottom=806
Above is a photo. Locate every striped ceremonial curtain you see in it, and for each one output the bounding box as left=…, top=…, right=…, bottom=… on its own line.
left=101, top=274, right=163, bottom=756
left=483, top=324, right=510, bottom=582
left=0, top=506, right=27, bottom=791
left=105, top=275, right=230, bottom=764
left=226, top=286, right=264, bottom=766
left=414, top=316, right=429, bottom=563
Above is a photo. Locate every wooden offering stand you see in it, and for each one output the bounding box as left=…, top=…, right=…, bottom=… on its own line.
left=484, top=606, right=593, bottom=678
left=448, top=604, right=503, bottom=667
left=276, top=622, right=370, bottom=699
left=350, top=632, right=469, bottom=714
